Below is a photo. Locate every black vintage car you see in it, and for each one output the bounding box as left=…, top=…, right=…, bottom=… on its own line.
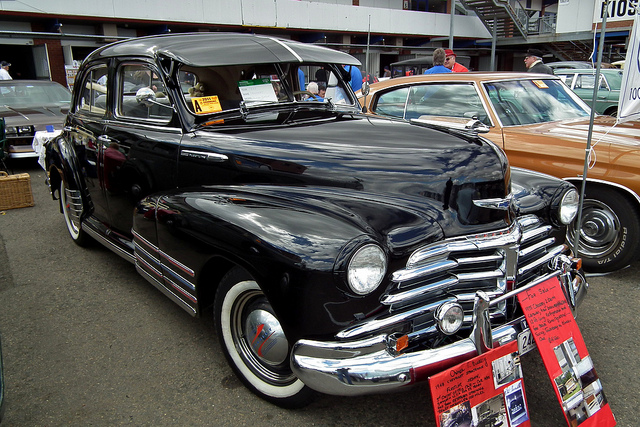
left=45, top=33, right=587, bottom=408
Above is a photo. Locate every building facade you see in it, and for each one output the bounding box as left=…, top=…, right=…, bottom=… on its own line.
left=0, top=0, right=631, bottom=89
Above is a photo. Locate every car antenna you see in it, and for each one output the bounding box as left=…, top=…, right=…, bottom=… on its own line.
left=362, top=15, right=371, bottom=113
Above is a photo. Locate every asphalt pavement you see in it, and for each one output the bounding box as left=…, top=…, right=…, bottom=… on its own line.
left=0, top=159, right=637, bottom=426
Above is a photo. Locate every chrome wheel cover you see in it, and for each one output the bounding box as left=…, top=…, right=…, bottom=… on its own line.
left=227, top=282, right=297, bottom=387
left=569, top=199, right=621, bottom=258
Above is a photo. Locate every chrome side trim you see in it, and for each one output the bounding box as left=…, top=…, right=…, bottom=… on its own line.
left=563, top=176, right=640, bottom=205
left=132, top=230, right=198, bottom=306
left=82, top=225, right=135, bottom=264
left=136, top=265, right=197, bottom=316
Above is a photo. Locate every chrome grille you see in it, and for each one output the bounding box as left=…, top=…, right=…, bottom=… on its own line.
left=337, top=215, right=565, bottom=341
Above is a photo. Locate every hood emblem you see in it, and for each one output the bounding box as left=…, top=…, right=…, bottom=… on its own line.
left=473, top=194, right=513, bottom=211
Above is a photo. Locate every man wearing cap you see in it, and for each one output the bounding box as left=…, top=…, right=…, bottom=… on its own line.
left=0, top=61, right=11, bottom=80
left=444, top=49, right=468, bottom=72
left=424, top=48, right=452, bottom=74
left=524, top=49, right=554, bottom=75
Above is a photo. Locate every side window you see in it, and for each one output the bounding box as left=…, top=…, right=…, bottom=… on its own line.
left=118, top=63, right=172, bottom=122
left=405, top=84, right=488, bottom=124
left=77, top=65, right=108, bottom=116
left=559, top=74, right=575, bottom=87
left=373, top=87, right=409, bottom=118
left=574, top=74, right=595, bottom=90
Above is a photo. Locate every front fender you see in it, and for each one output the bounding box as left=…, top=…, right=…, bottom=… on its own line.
left=134, top=185, right=445, bottom=341
left=511, top=167, right=576, bottom=228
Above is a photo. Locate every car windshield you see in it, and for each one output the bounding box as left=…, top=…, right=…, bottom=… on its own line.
left=484, top=79, right=590, bottom=126
left=178, top=62, right=356, bottom=124
left=0, top=82, right=71, bottom=107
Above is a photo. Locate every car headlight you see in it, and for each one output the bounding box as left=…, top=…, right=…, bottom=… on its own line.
left=5, top=125, right=34, bottom=136
left=559, top=188, right=579, bottom=225
left=435, top=302, right=464, bottom=335
left=347, top=244, right=387, bottom=295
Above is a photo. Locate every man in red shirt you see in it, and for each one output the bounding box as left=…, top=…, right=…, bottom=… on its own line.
left=444, top=49, right=469, bottom=72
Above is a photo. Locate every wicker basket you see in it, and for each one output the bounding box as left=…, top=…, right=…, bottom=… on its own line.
left=0, top=171, right=35, bottom=210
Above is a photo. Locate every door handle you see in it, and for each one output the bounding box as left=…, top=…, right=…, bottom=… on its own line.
left=180, top=149, right=228, bottom=162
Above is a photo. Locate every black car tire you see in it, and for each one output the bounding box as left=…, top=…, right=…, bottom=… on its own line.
left=214, top=266, right=315, bottom=408
left=60, top=179, right=89, bottom=246
left=569, top=186, right=640, bottom=272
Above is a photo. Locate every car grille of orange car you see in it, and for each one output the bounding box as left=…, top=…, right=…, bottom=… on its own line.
left=336, top=215, right=565, bottom=348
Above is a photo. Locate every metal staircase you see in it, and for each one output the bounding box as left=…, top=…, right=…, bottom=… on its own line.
left=460, top=0, right=529, bottom=39
left=547, top=40, right=595, bottom=62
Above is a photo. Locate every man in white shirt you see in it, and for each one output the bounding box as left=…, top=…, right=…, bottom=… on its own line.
left=0, top=61, right=12, bottom=80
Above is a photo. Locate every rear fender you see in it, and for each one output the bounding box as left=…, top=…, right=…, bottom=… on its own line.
left=46, top=134, right=90, bottom=215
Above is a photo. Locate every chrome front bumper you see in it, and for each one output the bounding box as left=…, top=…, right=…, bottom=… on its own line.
left=291, top=269, right=587, bottom=396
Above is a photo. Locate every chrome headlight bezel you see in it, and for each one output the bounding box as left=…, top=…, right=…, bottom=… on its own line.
left=347, top=244, right=387, bottom=296
left=559, top=188, right=579, bottom=225
left=435, top=302, right=464, bottom=335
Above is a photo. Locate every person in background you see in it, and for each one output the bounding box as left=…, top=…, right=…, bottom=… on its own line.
left=423, top=49, right=452, bottom=74
left=306, top=81, right=324, bottom=101
left=298, top=68, right=306, bottom=91
left=524, top=49, right=554, bottom=75
left=444, top=49, right=468, bottom=72
left=315, top=66, right=328, bottom=84
left=383, top=66, right=391, bottom=78
left=317, top=82, right=327, bottom=99
left=343, top=64, right=363, bottom=92
left=362, top=72, right=378, bottom=85
left=0, top=61, right=12, bottom=80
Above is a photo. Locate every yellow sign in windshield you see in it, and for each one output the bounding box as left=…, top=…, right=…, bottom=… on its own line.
left=191, top=95, right=222, bottom=114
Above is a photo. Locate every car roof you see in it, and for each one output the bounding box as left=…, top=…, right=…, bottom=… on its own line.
left=548, top=61, right=594, bottom=69
left=85, top=32, right=361, bottom=67
left=362, top=72, right=560, bottom=90
left=553, top=68, right=623, bottom=75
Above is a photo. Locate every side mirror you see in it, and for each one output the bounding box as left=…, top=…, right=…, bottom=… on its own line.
left=465, top=119, right=490, bottom=133
left=361, top=82, right=370, bottom=96
left=136, top=87, right=156, bottom=107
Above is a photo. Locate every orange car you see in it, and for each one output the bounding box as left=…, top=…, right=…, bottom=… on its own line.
left=358, top=72, right=640, bottom=272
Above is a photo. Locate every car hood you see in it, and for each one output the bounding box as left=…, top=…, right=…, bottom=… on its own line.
left=502, top=116, right=640, bottom=148
left=188, top=116, right=511, bottom=234
left=0, top=104, right=69, bottom=127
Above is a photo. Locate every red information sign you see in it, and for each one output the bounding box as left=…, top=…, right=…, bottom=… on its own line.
left=429, top=341, right=531, bottom=427
left=517, top=276, right=616, bottom=427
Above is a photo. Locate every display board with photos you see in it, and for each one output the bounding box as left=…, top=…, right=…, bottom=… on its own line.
left=517, top=276, right=616, bottom=427
left=429, top=340, right=530, bottom=427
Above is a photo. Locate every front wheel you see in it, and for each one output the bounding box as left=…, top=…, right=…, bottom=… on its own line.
left=214, top=267, right=314, bottom=408
left=60, top=179, right=89, bottom=246
left=568, top=187, right=640, bottom=272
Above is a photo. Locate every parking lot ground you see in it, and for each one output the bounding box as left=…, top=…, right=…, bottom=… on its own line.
left=0, top=160, right=637, bottom=426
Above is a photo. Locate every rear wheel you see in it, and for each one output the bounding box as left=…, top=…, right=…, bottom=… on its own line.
left=214, top=267, right=314, bottom=408
left=568, top=187, right=640, bottom=272
left=60, top=179, right=89, bottom=246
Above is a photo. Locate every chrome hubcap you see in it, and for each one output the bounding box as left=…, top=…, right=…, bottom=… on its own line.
left=244, top=309, right=288, bottom=366
left=570, top=199, right=621, bottom=258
